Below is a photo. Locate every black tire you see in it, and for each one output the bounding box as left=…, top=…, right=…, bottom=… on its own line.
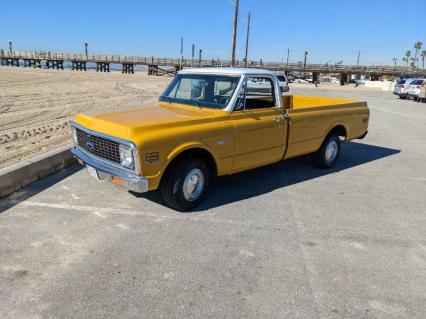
left=311, top=134, right=341, bottom=168
left=399, top=94, right=406, bottom=99
left=160, top=157, right=210, bottom=211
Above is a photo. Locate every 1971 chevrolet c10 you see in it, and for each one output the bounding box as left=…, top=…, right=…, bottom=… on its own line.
left=71, top=68, right=369, bottom=211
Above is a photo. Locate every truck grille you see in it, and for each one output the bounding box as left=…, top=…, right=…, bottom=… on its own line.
left=76, top=129, right=121, bottom=164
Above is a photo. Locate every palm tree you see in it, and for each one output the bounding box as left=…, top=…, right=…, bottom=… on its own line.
left=414, top=42, right=423, bottom=68
left=403, top=50, right=411, bottom=66
left=421, top=50, right=426, bottom=69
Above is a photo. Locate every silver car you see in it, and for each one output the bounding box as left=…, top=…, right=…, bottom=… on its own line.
left=393, top=78, right=417, bottom=99
left=407, top=79, right=425, bottom=100
left=276, top=73, right=290, bottom=93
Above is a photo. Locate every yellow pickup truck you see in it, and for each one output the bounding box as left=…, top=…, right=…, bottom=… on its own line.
left=71, top=68, right=369, bottom=211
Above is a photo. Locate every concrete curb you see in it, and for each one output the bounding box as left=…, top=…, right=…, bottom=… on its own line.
left=0, top=145, right=76, bottom=198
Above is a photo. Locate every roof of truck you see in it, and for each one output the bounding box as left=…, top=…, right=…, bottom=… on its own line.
left=178, top=67, right=275, bottom=76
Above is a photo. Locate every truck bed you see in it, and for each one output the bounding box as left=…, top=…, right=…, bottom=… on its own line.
left=283, top=95, right=364, bottom=109
left=282, top=95, right=369, bottom=159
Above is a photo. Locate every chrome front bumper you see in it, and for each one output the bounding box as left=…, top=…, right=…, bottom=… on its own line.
left=71, top=147, right=148, bottom=193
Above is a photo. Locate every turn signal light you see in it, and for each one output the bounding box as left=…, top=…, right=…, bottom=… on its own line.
left=112, top=176, right=124, bottom=185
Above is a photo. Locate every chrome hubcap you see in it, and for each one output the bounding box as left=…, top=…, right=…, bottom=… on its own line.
left=183, top=168, right=204, bottom=202
left=325, top=140, right=338, bottom=163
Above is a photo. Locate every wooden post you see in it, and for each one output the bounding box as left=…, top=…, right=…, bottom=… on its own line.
left=244, top=12, right=251, bottom=68
left=231, top=0, right=239, bottom=66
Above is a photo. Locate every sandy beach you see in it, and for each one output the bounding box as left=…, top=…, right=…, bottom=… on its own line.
left=0, top=67, right=171, bottom=169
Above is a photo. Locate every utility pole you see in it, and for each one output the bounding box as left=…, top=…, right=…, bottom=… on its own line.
left=191, top=44, right=195, bottom=67
left=199, top=48, right=202, bottom=68
left=180, top=37, right=183, bottom=69
left=231, top=0, right=239, bottom=67
left=243, top=11, right=251, bottom=68
left=286, top=48, right=290, bottom=66
left=8, top=40, right=12, bottom=52
left=303, top=51, right=308, bottom=68
left=84, top=41, right=88, bottom=58
left=356, top=50, right=361, bottom=66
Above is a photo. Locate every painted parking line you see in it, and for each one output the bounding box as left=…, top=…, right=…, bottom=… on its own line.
left=10, top=200, right=292, bottom=231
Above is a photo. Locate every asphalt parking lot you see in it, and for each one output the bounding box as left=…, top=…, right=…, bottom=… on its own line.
left=1, top=86, right=425, bottom=319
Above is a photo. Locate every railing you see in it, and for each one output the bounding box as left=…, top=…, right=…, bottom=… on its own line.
left=1, top=50, right=423, bottom=75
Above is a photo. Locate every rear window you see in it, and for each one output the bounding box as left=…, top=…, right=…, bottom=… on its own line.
left=277, top=75, right=286, bottom=82
left=411, top=80, right=424, bottom=85
left=396, top=80, right=406, bottom=84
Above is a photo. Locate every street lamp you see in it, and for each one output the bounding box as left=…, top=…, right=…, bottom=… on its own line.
left=84, top=41, right=88, bottom=58
left=191, top=44, right=195, bottom=67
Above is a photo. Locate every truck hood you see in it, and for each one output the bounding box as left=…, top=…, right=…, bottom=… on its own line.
left=74, top=102, right=225, bottom=141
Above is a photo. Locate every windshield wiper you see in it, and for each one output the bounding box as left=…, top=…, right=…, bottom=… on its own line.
left=161, top=96, right=172, bottom=104
left=192, top=99, right=202, bottom=109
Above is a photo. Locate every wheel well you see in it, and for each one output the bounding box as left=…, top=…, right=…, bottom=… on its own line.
left=163, top=148, right=218, bottom=179
left=328, top=125, right=347, bottom=140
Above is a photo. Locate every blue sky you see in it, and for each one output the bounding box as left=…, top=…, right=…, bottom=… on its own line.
left=0, top=0, right=425, bottom=65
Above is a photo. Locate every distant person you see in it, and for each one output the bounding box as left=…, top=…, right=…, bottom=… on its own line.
left=419, top=82, right=426, bottom=103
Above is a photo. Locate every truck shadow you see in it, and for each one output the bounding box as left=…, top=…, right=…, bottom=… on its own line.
left=0, top=142, right=400, bottom=214
left=189, top=141, right=399, bottom=211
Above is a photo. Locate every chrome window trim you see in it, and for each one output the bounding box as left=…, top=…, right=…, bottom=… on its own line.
left=71, top=122, right=141, bottom=175
left=223, top=75, right=245, bottom=112
left=229, top=74, right=283, bottom=112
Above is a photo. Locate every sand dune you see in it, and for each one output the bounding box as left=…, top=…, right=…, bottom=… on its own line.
left=0, top=67, right=171, bottom=169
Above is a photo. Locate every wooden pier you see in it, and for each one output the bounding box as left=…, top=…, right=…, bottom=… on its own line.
left=1, top=49, right=425, bottom=78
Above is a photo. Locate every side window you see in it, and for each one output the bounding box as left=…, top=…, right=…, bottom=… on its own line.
left=244, top=77, right=276, bottom=109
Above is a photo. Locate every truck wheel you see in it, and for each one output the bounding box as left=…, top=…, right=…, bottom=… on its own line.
left=160, top=157, right=210, bottom=211
left=312, top=134, right=341, bottom=168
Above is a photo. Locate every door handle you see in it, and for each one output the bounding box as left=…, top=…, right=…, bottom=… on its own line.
left=274, top=115, right=287, bottom=123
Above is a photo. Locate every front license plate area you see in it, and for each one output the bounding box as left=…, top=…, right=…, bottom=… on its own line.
left=86, top=165, right=99, bottom=180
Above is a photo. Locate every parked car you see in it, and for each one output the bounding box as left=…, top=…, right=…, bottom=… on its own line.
left=407, top=79, right=425, bottom=100
left=292, top=78, right=309, bottom=83
left=393, top=78, right=417, bottom=99
left=71, top=68, right=369, bottom=211
left=276, top=73, right=290, bottom=93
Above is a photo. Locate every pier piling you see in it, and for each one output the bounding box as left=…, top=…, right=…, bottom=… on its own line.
left=122, top=63, right=134, bottom=74
left=72, top=61, right=87, bottom=71
left=96, top=62, right=110, bottom=72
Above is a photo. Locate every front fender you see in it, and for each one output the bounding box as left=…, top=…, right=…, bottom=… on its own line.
left=166, top=141, right=215, bottom=162
left=146, top=142, right=217, bottom=191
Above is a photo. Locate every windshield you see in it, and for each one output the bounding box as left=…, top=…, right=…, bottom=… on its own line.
left=160, top=74, right=240, bottom=109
